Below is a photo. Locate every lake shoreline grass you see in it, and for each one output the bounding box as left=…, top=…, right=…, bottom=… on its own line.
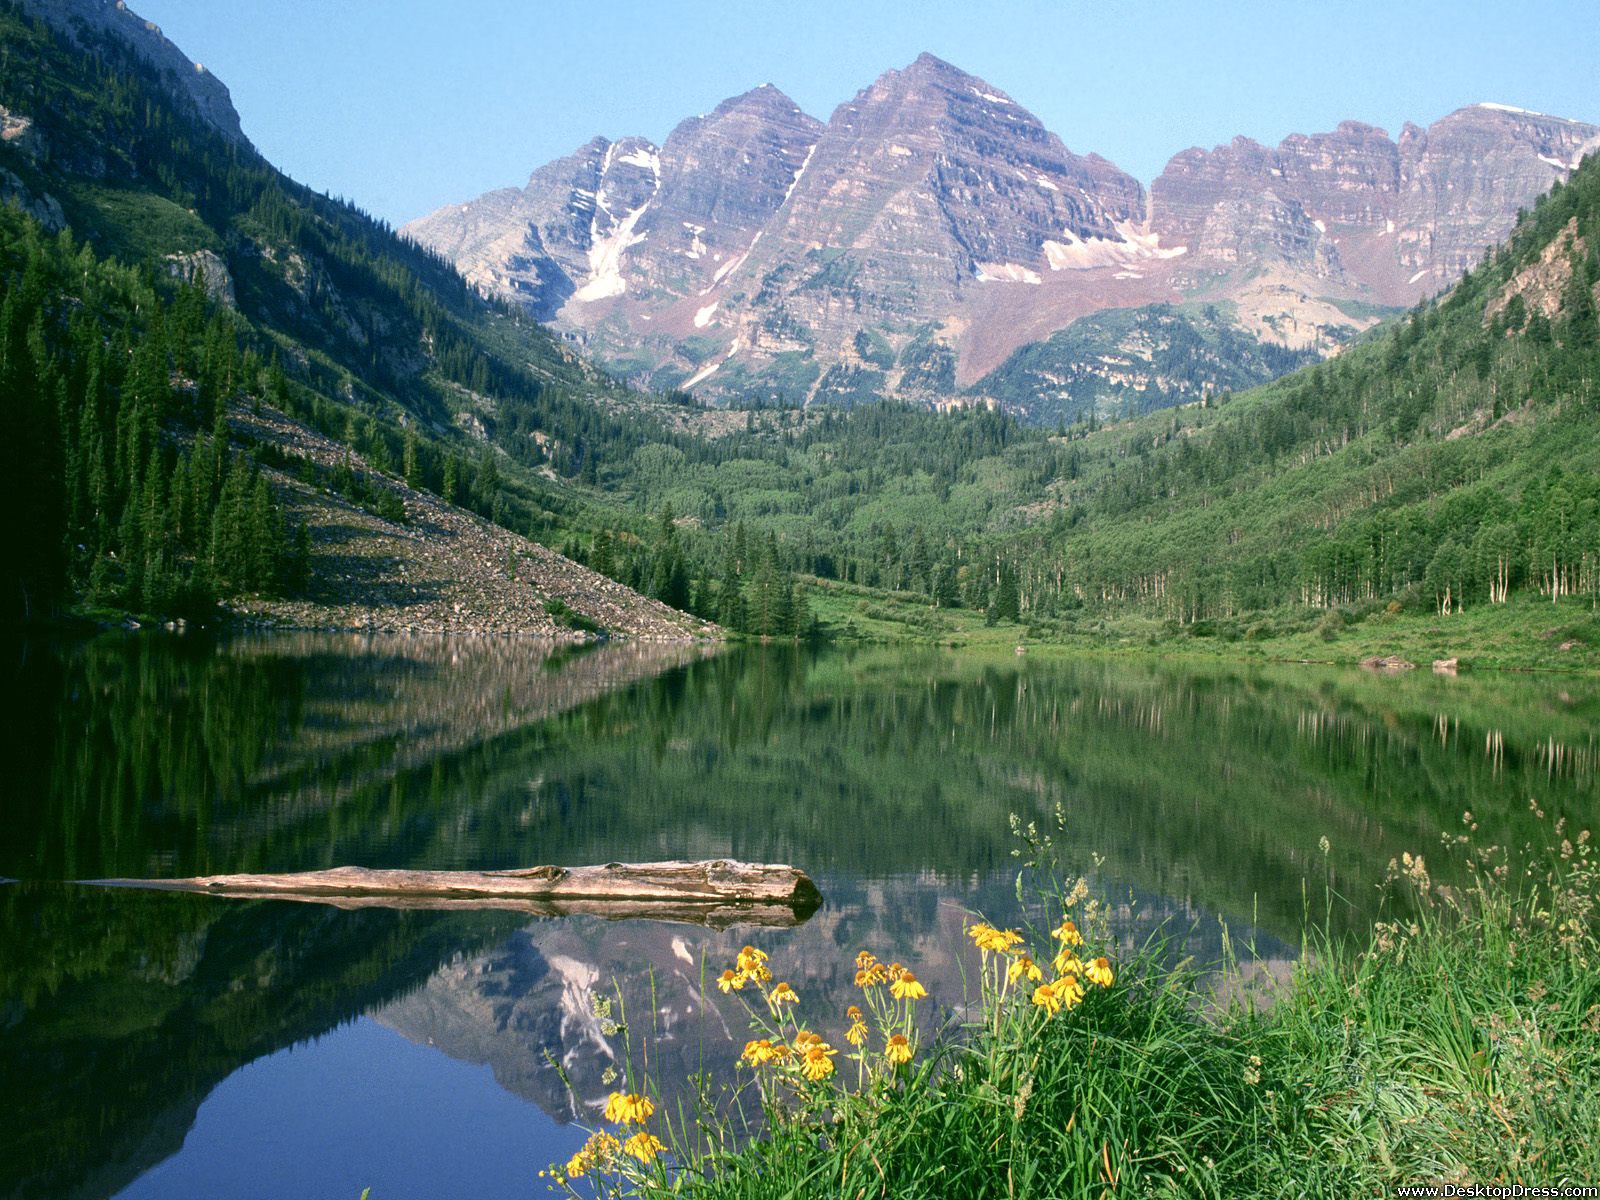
left=551, top=827, right=1600, bottom=1198
left=805, top=577, right=1600, bottom=673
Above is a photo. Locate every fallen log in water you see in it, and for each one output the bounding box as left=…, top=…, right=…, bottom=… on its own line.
left=81, top=860, right=823, bottom=926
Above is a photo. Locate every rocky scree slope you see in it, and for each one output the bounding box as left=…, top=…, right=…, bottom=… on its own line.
left=229, top=405, right=718, bottom=640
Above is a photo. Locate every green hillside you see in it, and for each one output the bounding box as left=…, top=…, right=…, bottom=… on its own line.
left=980, top=159, right=1600, bottom=629
left=973, top=301, right=1324, bottom=425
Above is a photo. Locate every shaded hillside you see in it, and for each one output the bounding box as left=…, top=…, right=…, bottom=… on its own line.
left=0, top=1, right=740, bottom=635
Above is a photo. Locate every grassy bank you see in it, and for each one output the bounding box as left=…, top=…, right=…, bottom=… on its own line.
left=807, top=578, right=1600, bottom=671
left=549, top=821, right=1599, bottom=1197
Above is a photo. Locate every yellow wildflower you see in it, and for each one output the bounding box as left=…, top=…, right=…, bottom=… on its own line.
left=891, top=969, right=927, bottom=1001
left=800, top=1041, right=838, bottom=1081
left=565, top=1131, right=621, bottom=1178
left=845, top=1006, right=868, bottom=1046
left=1052, top=947, right=1082, bottom=974
left=1056, top=974, right=1085, bottom=1008
left=742, top=1038, right=780, bottom=1066
left=969, top=924, right=1025, bottom=953
left=1007, top=954, right=1044, bottom=983
left=1086, top=957, right=1115, bottom=988
left=737, top=945, right=772, bottom=983
left=884, top=1033, right=913, bottom=1065
left=716, top=968, right=745, bottom=993
left=622, top=1131, right=666, bottom=1163
left=1051, top=917, right=1083, bottom=947
left=770, top=981, right=799, bottom=1005
left=1032, top=982, right=1063, bottom=1014
left=603, top=1091, right=655, bottom=1124
left=854, top=952, right=890, bottom=987
left=793, top=1029, right=823, bottom=1048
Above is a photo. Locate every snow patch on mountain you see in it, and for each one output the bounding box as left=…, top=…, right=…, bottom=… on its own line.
left=575, top=198, right=654, bottom=302
left=974, top=262, right=1041, bottom=285
left=683, top=337, right=742, bottom=388
left=1476, top=101, right=1547, bottom=117
left=1043, top=223, right=1187, bottom=271
left=617, top=147, right=661, bottom=174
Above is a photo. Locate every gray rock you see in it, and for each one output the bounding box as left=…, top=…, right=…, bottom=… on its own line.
left=165, top=249, right=236, bottom=307
left=0, top=168, right=65, bottom=231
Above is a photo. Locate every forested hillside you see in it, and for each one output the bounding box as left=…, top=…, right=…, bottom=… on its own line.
left=0, top=0, right=716, bottom=624
left=0, top=207, right=304, bottom=617
left=979, top=155, right=1600, bottom=626
left=972, top=302, right=1326, bottom=425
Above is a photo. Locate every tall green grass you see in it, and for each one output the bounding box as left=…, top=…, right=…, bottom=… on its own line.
left=547, top=813, right=1599, bottom=1197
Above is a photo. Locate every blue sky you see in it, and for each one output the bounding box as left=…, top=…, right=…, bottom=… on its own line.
left=132, top=0, right=1600, bottom=228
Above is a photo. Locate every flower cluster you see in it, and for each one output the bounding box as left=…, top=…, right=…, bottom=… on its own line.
left=723, top=945, right=926, bottom=1100
left=544, top=899, right=1118, bottom=1195
left=716, top=943, right=775, bottom=993
left=539, top=1089, right=666, bottom=1188
left=967, top=911, right=1115, bottom=1021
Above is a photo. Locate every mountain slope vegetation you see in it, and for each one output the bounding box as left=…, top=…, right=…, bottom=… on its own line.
left=983, top=158, right=1600, bottom=628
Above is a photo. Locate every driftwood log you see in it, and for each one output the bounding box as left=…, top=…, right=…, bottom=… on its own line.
left=82, top=860, right=822, bottom=927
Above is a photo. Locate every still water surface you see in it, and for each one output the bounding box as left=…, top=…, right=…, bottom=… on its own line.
left=2, top=634, right=1596, bottom=1200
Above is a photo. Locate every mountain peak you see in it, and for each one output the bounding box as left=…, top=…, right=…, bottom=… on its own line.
left=709, top=83, right=815, bottom=125
left=909, top=51, right=958, bottom=72
left=896, top=51, right=987, bottom=87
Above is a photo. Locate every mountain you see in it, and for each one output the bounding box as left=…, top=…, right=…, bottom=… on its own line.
left=407, top=60, right=1600, bottom=419
left=6, top=1, right=1598, bottom=643
left=416, top=86, right=823, bottom=326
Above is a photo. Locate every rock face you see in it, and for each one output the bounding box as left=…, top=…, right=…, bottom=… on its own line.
left=1395, top=105, right=1600, bottom=286
left=165, top=249, right=236, bottom=307
left=409, top=87, right=821, bottom=323
left=1152, top=104, right=1600, bottom=306
left=405, top=58, right=1600, bottom=414
left=19, top=0, right=250, bottom=147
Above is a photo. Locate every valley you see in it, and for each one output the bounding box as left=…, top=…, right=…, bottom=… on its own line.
left=2, top=3, right=1599, bottom=1197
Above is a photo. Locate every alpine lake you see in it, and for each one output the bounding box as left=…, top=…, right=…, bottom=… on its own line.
left=2, top=632, right=1596, bottom=1200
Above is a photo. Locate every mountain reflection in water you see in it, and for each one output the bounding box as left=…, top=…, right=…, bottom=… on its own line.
left=2, top=633, right=1595, bottom=1200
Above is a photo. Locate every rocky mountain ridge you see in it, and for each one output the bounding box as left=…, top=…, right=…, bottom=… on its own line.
left=406, top=60, right=1600, bottom=418
left=18, top=0, right=249, bottom=147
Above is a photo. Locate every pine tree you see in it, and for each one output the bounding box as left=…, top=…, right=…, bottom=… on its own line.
left=403, top=428, right=421, bottom=487
left=442, top=454, right=459, bottom=504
